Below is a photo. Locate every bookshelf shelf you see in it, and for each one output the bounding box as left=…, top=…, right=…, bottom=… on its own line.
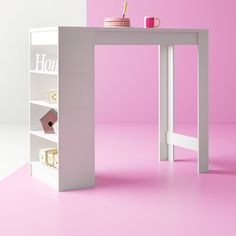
left=30, top=100, right=58, bottom=110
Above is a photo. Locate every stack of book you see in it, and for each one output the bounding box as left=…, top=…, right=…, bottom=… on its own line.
left=39, top=148, right=59, bottom=169
left=104, top=18, right=131, bottom=27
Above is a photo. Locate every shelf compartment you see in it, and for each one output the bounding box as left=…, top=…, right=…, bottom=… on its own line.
left=31, top=161, right=58, bottom=176
left=30, top=29, right=58, bottom=45
left=30, top=73, right=57, bottom=101
left=31, top=161, right=58, bottom=190
left=30, top=104, right=58, bottom=134
left=30, top=131, right=58, bottom=143
left=30, top=100, right=58, bottom=110
left=30, top=45, right=57, bottom=72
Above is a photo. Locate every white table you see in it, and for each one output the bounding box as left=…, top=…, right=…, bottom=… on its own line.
left=30, top=27, right=208, bottom=191
left=61, top=27, right=208, bottom=169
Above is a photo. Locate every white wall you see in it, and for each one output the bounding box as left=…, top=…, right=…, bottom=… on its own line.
left=0, top=0, right=86, bottom=124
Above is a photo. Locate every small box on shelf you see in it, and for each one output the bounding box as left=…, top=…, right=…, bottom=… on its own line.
left=48, top=89, right=58, bottom=104
left=39, top=148, right=57, bottom=166
left=47, top=152, right=55, bottom=167
left=54, top=153, right=59, bottom=169
left=39, top=148, right=48, bottom=165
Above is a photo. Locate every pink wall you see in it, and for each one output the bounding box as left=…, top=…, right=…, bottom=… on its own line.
left=88, top=0, right=236, bottom=123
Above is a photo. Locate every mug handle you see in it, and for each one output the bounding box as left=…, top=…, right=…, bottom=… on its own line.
left=154, top=18, right=160, bottom=27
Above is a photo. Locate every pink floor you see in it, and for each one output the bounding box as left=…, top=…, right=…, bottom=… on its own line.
left=1, top=124, right=236, bottom=236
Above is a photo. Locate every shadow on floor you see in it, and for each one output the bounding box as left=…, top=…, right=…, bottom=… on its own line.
left=95, top=172, right=159, bottom=189
left=175, top=159, right=196, bottom=163
left=172, top=157, right=236, bottom=176
left=208, top=169, right=236, bottom=175
left=208, top=157, right=236, bottom=175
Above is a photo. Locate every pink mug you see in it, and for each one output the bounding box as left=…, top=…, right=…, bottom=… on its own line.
left=144, top=16, right=160, bottom=28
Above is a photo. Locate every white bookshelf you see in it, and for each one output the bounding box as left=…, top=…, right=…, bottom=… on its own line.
left=29, top=27, right=94, bottom=192
left=29, top=28, right=59, bottom=190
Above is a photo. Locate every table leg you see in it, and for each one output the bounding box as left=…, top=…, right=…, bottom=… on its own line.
left=59, top=29, right=95, bottom=190
left=198, top=32, right=208, bottom=173
left=159, top=45, right=174, bottom=161
left=168, top=46, right=174, bottom=162
left=159, top=45, right=168, bottom=161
